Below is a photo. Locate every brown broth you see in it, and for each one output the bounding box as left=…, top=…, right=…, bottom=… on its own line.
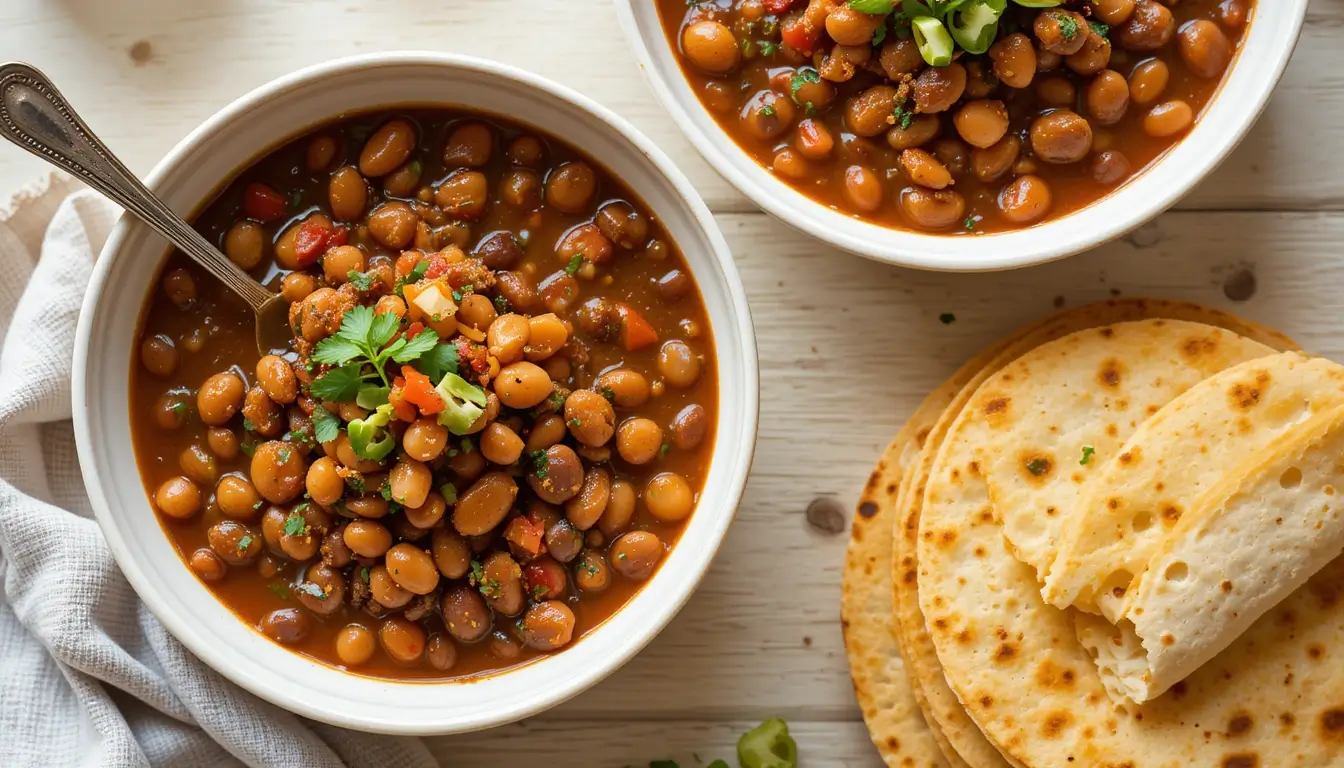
left=130, top=107, right=718, bottom=680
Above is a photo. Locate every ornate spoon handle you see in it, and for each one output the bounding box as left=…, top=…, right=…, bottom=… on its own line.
left=0, top=61, right=274, bottom=312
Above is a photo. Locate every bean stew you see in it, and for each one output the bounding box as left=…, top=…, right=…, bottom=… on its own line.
left=131, top=108, right=718, bottom=680
left=658, top=0, right=1253, bottom=233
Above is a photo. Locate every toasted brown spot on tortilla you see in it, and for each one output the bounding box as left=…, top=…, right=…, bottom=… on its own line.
left=1161, top=633, right=1176, bottom=646
left=983, top=396, right=1009, bottom=416
left=856, top=500, right=878, bottom=518
left=1180, top=335, right=1220, bottom=359
left=956, top=629, right=973, bottom=644
left=1036, top=659, right=1078, bottom=689
left=1171, top=681, right=1188, bottom=698
left=938, top=530, right=957, bottom=548
left=1227, top=713, right=1253, bottom=736
left=1319, top=708, right=1344, bottom=741
left=979, top=694, right=994, bottom=708
left=994, top=642, right=1017, bottom=661
left=1098, top=358, right=1125, bottom=389
left=1308, top=644, right=1325, bottom=661
left=1228, top=381, right=1263, bottom=410
left=1162, top=504, right=1183, bottom=524
left=902, top=569, right=915, bottom=585
left=973, top=546, right=986, bottom=557
left=1221, top=580, right=1234, bottom=593
left=1041, top=710, right=1073, bottom=738
left=1106, top=423, right=1118, bottom=437
left=1221, top=755, right=1258, bottom=768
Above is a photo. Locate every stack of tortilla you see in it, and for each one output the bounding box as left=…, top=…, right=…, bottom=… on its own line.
left=842, top=299, right=1344, bottom=768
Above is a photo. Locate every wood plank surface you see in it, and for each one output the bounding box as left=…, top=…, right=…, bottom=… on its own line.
left=0, top=1, right=1336, bottom=766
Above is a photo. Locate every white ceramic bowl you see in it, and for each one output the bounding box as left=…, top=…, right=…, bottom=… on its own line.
left=616, top=2, right=1308, bottom=272
left=72, top=52, right=758, bottom=735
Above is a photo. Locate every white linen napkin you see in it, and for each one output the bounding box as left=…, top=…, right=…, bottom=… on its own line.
left=0, top=174, right=439, bottom=768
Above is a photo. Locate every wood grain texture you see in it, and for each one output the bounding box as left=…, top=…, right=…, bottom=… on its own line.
left=0, top=1, right=1335, bottom=765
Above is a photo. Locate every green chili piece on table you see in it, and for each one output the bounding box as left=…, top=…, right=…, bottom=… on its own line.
left=737, top=717, right=798, bottom=768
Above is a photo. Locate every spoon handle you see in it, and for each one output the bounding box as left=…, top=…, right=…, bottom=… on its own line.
left=0, top=62, right=273, bottom=311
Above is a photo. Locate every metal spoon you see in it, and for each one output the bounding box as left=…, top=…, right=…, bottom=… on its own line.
left=0, top=61, right=290, bottom=355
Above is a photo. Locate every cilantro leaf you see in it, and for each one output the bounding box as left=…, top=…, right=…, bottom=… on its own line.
left=414, top=343, right=459, bottom=382
left=310, top=363, right=365, bottom=402
left=347, top=270, right=377, bottom=291
left=310, top=405, right=342, bottom=444
left=312, top=335, right=364, bottom=365
left=368, top=310, right=401, bottom=349
left=334, top=305, right=375, bottom=349
left=565, top=253, right=584, bottom=276
left=393, top=328, right=440, bottom=363
left=283, top=512, right=307, bottom=536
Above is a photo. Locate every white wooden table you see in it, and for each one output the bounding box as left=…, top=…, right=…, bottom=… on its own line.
left=3, top=1, right=1339, bottom=765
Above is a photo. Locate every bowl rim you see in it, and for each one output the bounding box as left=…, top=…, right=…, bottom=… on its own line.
left=71, top=50, right=759, bottom=734
left=614, top=0, right=1310, bottom=273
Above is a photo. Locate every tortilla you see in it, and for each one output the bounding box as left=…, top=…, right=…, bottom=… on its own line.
left=917, top=361, right=1344, bottom=767
left=889, top=299, right=1297, bottom=766
left=843, top=345, right=1009, bottom=768
left=1082, top=404, right=1344, bottom=704
left=968, top=319, right=1277, bottom=583
left=1043, top=352, right=1344, bottom=621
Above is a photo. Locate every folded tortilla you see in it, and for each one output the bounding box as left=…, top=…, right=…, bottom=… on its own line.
left=1043, top=352, right=1344, bottom=620
left=1077, top=404, right=1344, bottom=703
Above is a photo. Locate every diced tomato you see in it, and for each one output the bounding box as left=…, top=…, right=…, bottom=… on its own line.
left=405, top=322, right=425, bottom=340
left=388, top=377, right=417, bottom=422
left=423, top=253, right=451, bottom=279
left=507, top=518, right=546, bottom=560
left=326, top=225, right=348, bottom=248
left=617, top=304, right=659, bottom=351
left=395, top=251, right=423, bottom=279
left=400, top=365, right=444, bottom=415
left=242, top=183, right=287, bottom=222
left=780, top=13, right=821, bottom=55
left=764, top=0, right=799, bottom=12
left=293, top=220, right=333, bottom=267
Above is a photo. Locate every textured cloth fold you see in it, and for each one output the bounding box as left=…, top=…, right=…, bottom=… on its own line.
left=0, top=175, right=439, bottom=768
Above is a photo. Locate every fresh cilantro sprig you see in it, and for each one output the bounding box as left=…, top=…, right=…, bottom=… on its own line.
left=310, top=305, right=441, bottom=399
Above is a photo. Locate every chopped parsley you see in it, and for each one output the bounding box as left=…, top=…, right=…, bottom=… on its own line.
left=1027, top=457, right=1050, bottom=476
left=277, top=446, right=292, bottom=463
left=170, top=401, right=188, bottom=418
left=565, top=253, right=585, bottom=276
left=939, top=313, right=956, bottom=325
left=469, top=559, right=485, bottom=586
left=460, top=437, right=474, bottom=454
left=872, top=22, right=888, bottom=47
left=617, top=552, right=628, bottom=561
left=530, top=449, right=549, bottom=480
left=267, top=582, right=291, bottom=600
left=759, top=104, right=776, bottom=118
left=380, top=483, right=393, bottom=501
left=1089, top=21, right=1110, bottom=38
left=599, top=387, right=616, bottom=403
left=965, top=216, right=976, bottom=231
left=242, top=418, right=256, bottom=433
left=892, top=101, right=913, bottom=131
left=440, top=483, right=458, bottom=504
left=1054, top=11, right=1080, bottom=41
left=360, top=566, right=370, bottom=584
left=346, top=269, right=377, bottom=292
left=582, top=561, right=600, bottom=577
left=287, top=189, right=303, bottom=210
left=569, top=417, right=583, bottom=429
left=493, top=295, right=512, bottom=314
left=659, top=443, right=671, bottom=458
left=310, top=405, right=341, bottom=444
left=282, top=512, right=307, bottom=537
left=239, top=440, right=256, bottom=458
left=236, top=534, right=253, bottom=551
left=345, top=474, right=366, bottom=494
left=756, top=40, right=778, bottom=57
left=1080, top=446, right=1096, bottom=466
left=408, top=160, right=422, bottom=177
left=789, top=68, right=821, bottom=105
left=530, top=584, right=549, bottom=601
